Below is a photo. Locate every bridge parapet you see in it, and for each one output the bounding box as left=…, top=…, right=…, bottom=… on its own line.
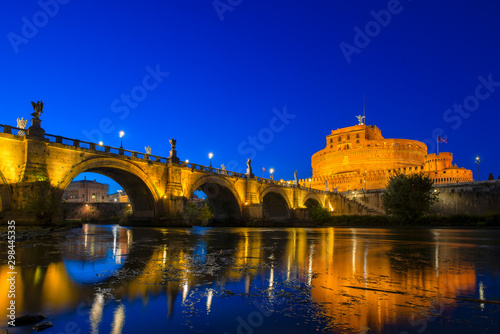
left=0, top=118, right=355, bottom=223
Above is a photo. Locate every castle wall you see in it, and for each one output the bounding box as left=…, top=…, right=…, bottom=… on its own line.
left=348, top=181, right=500, bottom=216
left=311, top=124, right=473, bottom=192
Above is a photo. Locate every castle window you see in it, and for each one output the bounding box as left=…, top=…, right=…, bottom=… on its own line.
left=347, top=135, right=350, bottom=140
left=356, top=140, right=359, bottom=144
left=356, top=134, right=359, bottom=138
left=330, top=138, right=332, bottom=143
left=338, top=137, right=341, bottom=141
left=330, top=145, right=332, bottom=148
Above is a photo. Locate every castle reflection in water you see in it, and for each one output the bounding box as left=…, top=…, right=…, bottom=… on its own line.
left=1, top=225, right=496, bottom=333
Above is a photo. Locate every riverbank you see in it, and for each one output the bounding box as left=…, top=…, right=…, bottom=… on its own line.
left=0, top=222, right=81, bottom=242
left=2, top=214, right=500, bottom=231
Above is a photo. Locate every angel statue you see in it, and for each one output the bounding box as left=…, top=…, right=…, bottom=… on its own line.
left=355, top=115, right=365, bottom=125
left=17, top=117, right=27, bottom=129
left=31, top=101, right=44, bottom=118
left=145, top=146, right=152, bottom=155
left=17, top=117, right=27, bottom=136
left=169, top=138, right=176, bottom=150
left=221, top=163, right=226, bottom=171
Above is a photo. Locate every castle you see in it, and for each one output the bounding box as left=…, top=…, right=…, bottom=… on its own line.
left=307, top=121, right=473, bottom=192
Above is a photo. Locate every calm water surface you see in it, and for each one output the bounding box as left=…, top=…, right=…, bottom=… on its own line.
left=1, top=225, right=500, bottom=333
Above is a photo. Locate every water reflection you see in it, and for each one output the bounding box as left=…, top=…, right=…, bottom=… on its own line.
left=1, top=225, right=499, bottom=333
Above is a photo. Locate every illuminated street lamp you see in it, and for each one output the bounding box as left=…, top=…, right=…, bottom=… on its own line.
left=270, top=168, right=274, bottom=180
left=309, top=178, right=312, bottom=189
left=208, top=152, right=213, bottom=167
left=98, top=141, right=103, bottom=146
left=119, top=131, right=125, bottom=149
left=475, top=155, right=481, bottom=181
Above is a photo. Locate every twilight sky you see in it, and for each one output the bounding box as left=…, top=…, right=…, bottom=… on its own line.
left=1, top=0, right=499, bottom=193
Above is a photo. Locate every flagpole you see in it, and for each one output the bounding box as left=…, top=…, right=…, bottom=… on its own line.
left=437, top=134, right=439, bottom=155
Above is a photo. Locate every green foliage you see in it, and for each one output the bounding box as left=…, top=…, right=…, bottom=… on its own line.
left=184, top=202, right=201, bottom=220
left=24, top=181, right=62, bottom=225
left=310, top=206, right=332, bottom=224
left=199, top=204, right=214, bottom=220
left=382, top=173, right=439, bottom=222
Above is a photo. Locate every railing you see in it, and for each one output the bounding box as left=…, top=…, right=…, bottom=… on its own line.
left=1, top=122, right=330, bottom=193
left=43, top=133, right=171, bottom=163
left=0, top=123, right=27, bottom=136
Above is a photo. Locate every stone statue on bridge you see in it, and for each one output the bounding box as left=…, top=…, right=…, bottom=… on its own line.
left=169, top=138, right=179, bottom=163
left=221, top=163, right=226, bottom=170
left=30, top=101, right=44, bottom=119
left=325, top=179, right=329, bottom=192
left=246, top=159, right=253, bottom=177
left=294, top=170, right=298, bottom=185
left=145, top=146, right=151, bottom=155
left=169, top=138, right=176, bottom=150
left=17, top=117, right=27, bottom=136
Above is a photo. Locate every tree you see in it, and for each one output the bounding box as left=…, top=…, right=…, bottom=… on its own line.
left=382, top=173, right=439, bottom=222
left=310, top=205, right=332, bottom=224
left=24, top=181, right=62, bottom=225
left=199, top=204, right=214, bottom=221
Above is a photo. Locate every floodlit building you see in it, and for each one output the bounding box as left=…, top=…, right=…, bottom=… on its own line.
left=62, top=177, right=108, bottom=202
left=308, top=123, right=473, bottom=192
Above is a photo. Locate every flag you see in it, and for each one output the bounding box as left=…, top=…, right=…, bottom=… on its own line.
left=262, top=167, right=266, bottom=172
left=437, top=135, right=448, bottom=144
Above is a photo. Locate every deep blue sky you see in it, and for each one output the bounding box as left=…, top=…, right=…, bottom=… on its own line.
left=1, top=0, right=499, bottom=193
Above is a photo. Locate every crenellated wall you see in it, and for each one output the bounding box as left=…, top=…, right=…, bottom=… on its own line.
left=311, top=124, right=473, bottom=192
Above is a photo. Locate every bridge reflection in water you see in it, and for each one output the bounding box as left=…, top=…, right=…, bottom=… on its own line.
left=1, top=226, right=499, bottom=333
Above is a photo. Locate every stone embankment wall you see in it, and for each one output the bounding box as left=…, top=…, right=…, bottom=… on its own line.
left=62, top=203, right=131, bottom=220
left=347, top=180, right=500, bottom=216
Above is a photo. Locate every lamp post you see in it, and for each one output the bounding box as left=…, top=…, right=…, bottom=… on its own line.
left=208, top=152, right=213, bottom=167
left=270, top=168, right=274, bottom=180
left=119, top=131, right=125, bottom=149
left=309, top=178, right=312, bottom=189
left=475, top=155, right=481, bottom=181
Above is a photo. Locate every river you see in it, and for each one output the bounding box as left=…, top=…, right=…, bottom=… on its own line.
left=1, top=225, right=499, bottom=333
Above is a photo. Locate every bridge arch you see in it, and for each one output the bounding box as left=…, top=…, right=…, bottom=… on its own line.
left=186, top=175, right=243, bottom=221
left=303, top=193, right=323, bottom=209
left=0, top=170, right=11, bottom=212
left=260, top=187, right=291, bottom=220
left=58, top=158, right=159, bottom=218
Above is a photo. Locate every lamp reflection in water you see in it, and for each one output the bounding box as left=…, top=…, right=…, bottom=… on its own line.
left=111, top=304, right=126, bottom=334
left=90, top=293, right=104, bottom=334
left=206, top=288, right=214, bottom=314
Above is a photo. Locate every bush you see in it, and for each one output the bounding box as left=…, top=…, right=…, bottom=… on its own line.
left=24, top=181, right=62, bottom=225
left=310, top=206, right=332, bottom=224
left=382, top=173, right=439, bottom=223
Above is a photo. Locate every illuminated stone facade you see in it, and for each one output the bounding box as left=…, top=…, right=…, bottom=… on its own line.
left=310, top=124, right=473, bottom=192
left=62, top=177, right=108, bottom=203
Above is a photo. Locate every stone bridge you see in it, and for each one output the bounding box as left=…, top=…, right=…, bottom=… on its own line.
left=0, top=117, right=369, bottom=222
